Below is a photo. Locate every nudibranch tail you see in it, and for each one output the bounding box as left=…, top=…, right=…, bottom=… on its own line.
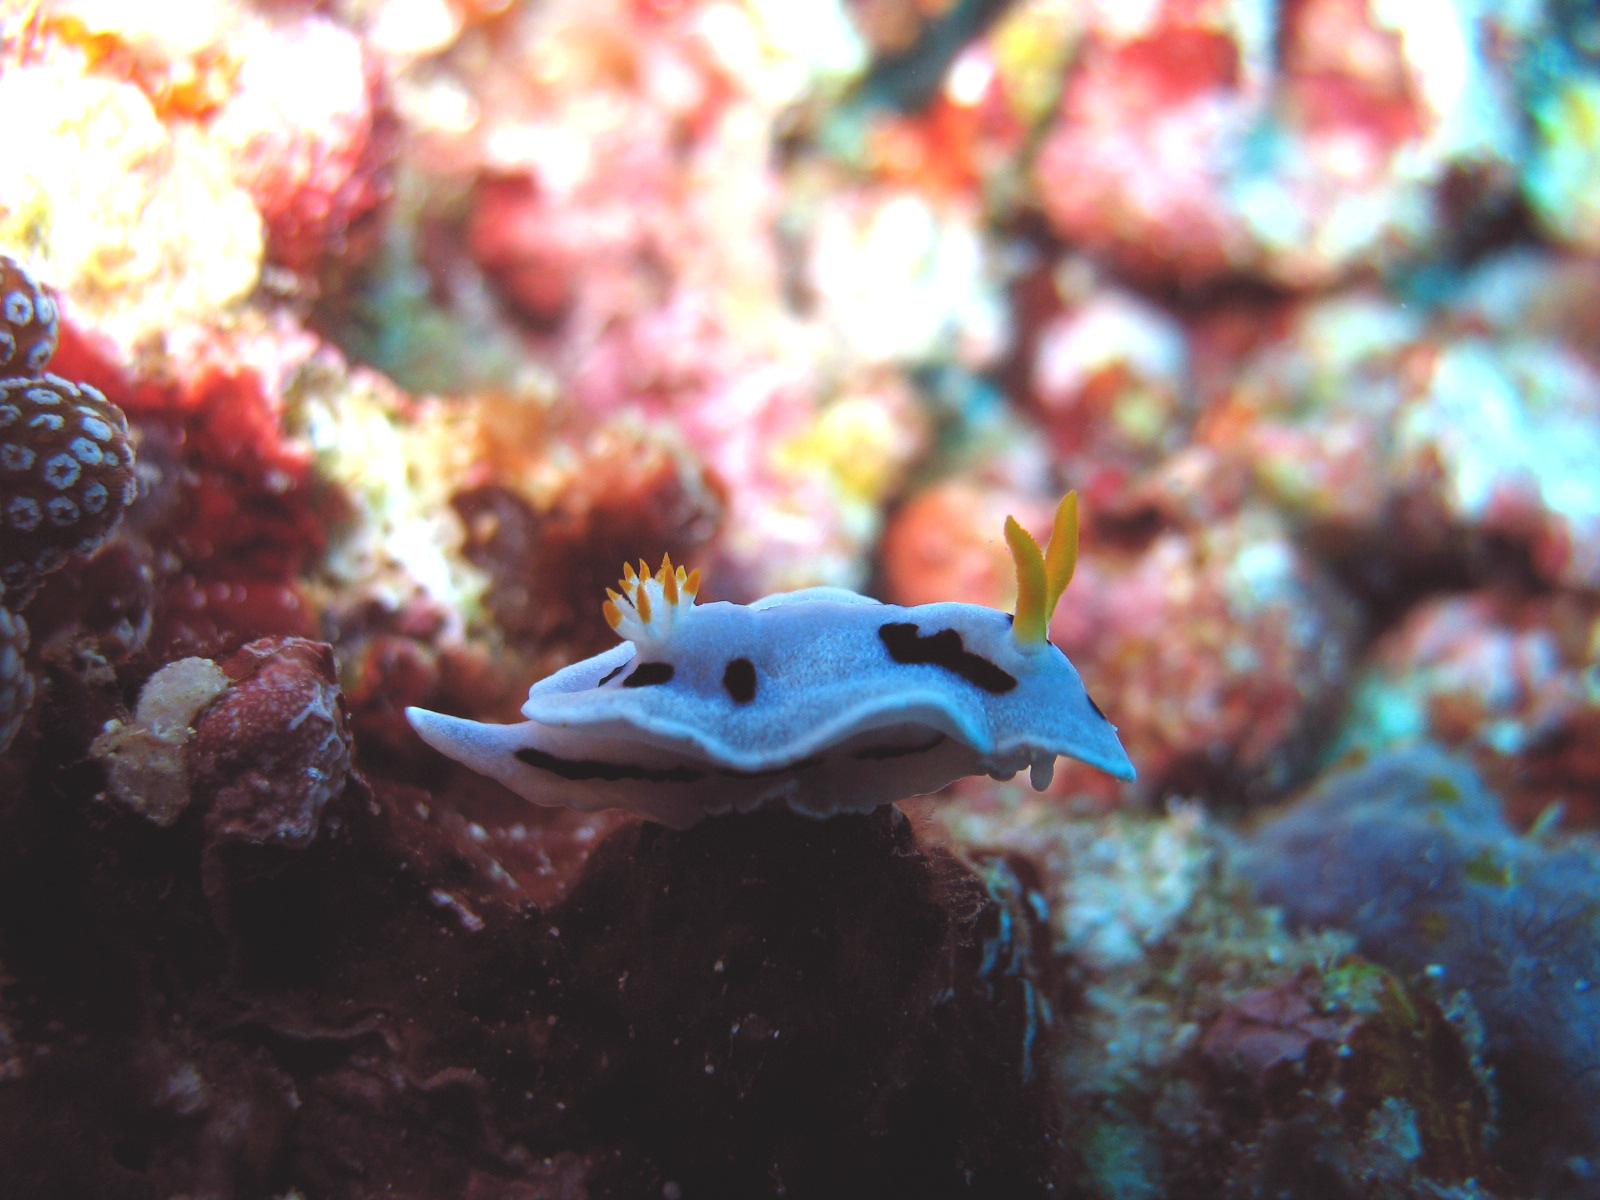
left=604, top=552, right=702, bottom=645
left=1007, top=491, right=1079, bottom=645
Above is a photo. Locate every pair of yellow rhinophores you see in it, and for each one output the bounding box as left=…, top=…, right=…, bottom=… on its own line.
left=603, top=491, right=1080, bottom=648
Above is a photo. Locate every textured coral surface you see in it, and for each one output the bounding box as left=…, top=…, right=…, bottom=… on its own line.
left=3, top=0, right=1599, bottom=1196
left=1243, top=747, right=1600, bottom=1200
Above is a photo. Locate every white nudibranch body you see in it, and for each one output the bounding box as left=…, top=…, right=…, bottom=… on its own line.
left=406, top=493, right=1134, bottom=829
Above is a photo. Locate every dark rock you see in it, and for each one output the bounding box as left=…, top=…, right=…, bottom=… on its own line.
left=517, top=806, right=1066, bottom=1199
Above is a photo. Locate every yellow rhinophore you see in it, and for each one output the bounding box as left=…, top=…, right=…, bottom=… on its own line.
left=1004, top=491, right=1079, bottom=646
left=604, top=552, right=702, bottom=640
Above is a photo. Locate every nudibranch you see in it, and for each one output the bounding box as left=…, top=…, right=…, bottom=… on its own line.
left=407, top=493, right=1134, bottom=829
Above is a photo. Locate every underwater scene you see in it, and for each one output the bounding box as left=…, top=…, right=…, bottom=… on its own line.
left=1, top=0, right=1598, bottom=1196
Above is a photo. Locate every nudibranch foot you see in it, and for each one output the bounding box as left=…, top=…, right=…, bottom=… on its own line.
left=407, top=495, right=1134, bottom=827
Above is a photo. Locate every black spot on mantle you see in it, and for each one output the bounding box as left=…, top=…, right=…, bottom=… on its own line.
left=623, top=661, right=675, bottom=688
left=722, top=658, right=757, bottom=703
left=877, top=623, right=1017, bottom=694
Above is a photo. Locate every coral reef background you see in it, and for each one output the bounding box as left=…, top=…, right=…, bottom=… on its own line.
left=1, top=0, right=1598, bottom=1197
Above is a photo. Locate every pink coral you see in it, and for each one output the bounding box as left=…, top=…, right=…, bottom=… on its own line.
left=1023, top=275, right=1193, bottom=495
left=1209, top=284, right=1600, bottom=594
left=1034, top=8, right=1263, bottom=285
left=1339, top=591, right=1600, bottom=828
left=1058, top=503, right=1362, bottom=805
left=1033, top=0, right=1521, bottom=288
left=459, top=0, right=776, bottom=348
left=191, top=638, right=353, bottom=848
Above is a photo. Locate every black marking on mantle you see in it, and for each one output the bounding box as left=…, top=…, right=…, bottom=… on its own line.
left=623, top=661, right=675, bottom=688
left=722, top=658, right=757, bottom=703
left=877, top=623, right=1017, bottom=694
left=515, top=746, right=704, bottom=783
left=1086, top=692, right=1106, bottom=722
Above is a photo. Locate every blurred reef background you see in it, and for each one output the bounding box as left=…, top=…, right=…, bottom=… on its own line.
left=1, top=0, right=1598, bottom=1196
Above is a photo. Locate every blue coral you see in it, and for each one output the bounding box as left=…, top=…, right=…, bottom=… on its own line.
left=1241, top=745, right=1600, bottom=1199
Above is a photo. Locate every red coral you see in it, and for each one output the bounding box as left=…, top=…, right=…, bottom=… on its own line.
left=339, top=623, right=446, bottom=765
left=881, top=480, right=1035, bottom=615
left=47, top=318, right=328, bottom=657
left=190, top=637, right=353, bottom=849
left=55, top=318, right=322, bottom=569
left=466, top=173, right=580, bottom=327
left=1282, top=0, right=1426, bottom=147
left=152, top=575, right=317, bottom=662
